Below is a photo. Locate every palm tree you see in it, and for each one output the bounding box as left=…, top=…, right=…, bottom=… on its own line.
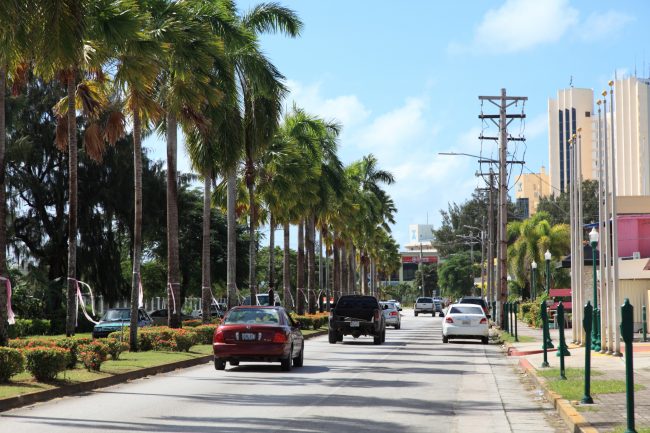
left=34, top=0, right=141, bottom=336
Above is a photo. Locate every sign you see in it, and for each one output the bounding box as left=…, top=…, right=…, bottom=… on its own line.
left=402, top=256, right=438, bottom=264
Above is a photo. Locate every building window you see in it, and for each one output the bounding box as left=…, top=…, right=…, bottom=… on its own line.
left=585, top=111, right=591, bottom=117
left=402, top=263, right=418, bottom=281
left=516, top=198, right=530, bottom=219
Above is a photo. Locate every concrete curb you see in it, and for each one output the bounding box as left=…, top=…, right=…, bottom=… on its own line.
left=0, top=329, right=329, bottom=413
left=518, top=358, right=599, bottom=433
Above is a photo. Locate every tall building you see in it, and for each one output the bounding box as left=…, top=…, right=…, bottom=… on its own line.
left=610, top=76, right=650, bottom=195
left=514, top=166, right=551, bottom=217
left=548, top=88, right=595, bottom=194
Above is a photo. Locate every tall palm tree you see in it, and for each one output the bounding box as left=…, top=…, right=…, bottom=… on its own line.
left=34, top=0, right=141, bottom=335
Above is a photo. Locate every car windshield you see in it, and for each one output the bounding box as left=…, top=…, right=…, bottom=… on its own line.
left=225, top=308, right=280, bottom=325
left=102, top=309, right=130, bottom=321
left=450, top=306, right=484, bottom=315
left=380, top=302, right=396, bottom=310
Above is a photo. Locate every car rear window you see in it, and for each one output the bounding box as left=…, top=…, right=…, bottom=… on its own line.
left=461, top=298, right=487, bottom=307
left=380, top=302, right=397, bottom=310
left=417, top=298, right=433, bottom=303
left=337, top=297, right=378, bottom=309
left=225, top=308, right=280, bottom=324
left=450, top=306, right=485, bottom=315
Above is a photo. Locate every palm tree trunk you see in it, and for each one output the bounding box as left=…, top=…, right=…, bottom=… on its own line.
left=247, top=180, right=257, bottom=303
left=340, top=244, right=348, bottom=296
left=0, top=67, right=7, bottom=346
left=296, top=220, right=305, bottom=315
left=129, top=105, right=143, bottom=350
left=348, top=245, right=356, bottom=294
left=306, top=216, right=316, bottom=314
left=201, top=175, right=212, bottom=324
left=361, top=251, right=368, bottom=295
left=166, top=111, right=181, bottom=328
left=332, top=238, right=340, bottom=302
left=226, top=169, right=237, bottom=309
left=268, top=213, right=275, bottom=291
left=65, top=69, right=78, bottom=337
left=283, top=222, right=291, bottom=311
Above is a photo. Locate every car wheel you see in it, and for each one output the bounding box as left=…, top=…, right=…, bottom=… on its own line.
left=439, top=312, right=445, bottom=317
left=328, top=330, right=338, bottom=344
left=214, top=358, right=226, bottom=370
left=373, top=334, right=382, bottom=345
left=381, top=330, right=386, bottom=343
left=414, top=312, right=418, bottom=317
left=442, top=336, right=449, bottom=343
left=229, top=360, right=239, bottom=366
left=293, top=344, right=304, bottom=367
left=281, top=348, right=293, bottom=371
left=395, top=323, right=400, bottom=330
left=482, top=337, right=489, bottom=345
left=432, top=312, right=435, bottom=317
left=337, top=333, right=343, bottom=342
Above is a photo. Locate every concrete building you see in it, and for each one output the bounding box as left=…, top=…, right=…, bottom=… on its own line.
left=514, top=166, right=551, bottom=218
left=384, top=224, right=439, bottom=284
left=548, top=88, right=596, bottom=193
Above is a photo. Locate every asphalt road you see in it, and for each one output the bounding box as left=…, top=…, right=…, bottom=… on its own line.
left=1, top=311, right=567, bottom=433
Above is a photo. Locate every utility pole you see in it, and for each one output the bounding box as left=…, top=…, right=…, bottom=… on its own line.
left=479, top=89, right=527, bottom=328
left=476, top=170, right=496, bottom=317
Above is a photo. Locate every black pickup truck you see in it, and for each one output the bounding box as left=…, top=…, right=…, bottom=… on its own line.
left=328, top=295, right=386, bottom=345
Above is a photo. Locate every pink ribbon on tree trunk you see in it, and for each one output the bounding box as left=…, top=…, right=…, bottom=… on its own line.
left=137, top=273, right=144, bottom=309
left=167, top=283, right=177, bottom=314
left=1, top=277, right=15, bottom=325
left=69, top=277, right=100, bottom=326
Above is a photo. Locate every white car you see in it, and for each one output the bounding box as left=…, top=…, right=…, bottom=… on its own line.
left=414, top=297, right=435, bottom=316
left=386, top=299, right=402, bottom=311
left=442, top=303, right=489, bottom=344
left=380, top=301, right=401, bottom=329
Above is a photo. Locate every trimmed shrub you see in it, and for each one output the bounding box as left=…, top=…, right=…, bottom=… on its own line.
left=9, top=338, right=56, bottom=349
left=173, top=329, right=197, bottom=352
left=55, top=338, right=79, bottom=369
left=105, top=338, right=129, bottom=360
left=24, top=347, right=69, bottom=381
left=78, top=341, right=109, bottom=371
left=0, top=347, right=25, bottom=382
left=152, top=338, right=177, bottom=351
left=193, top=325, right=218, bottom=345
left=7, top=319, right=51, bottom=339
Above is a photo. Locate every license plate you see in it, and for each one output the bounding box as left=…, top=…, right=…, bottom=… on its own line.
left=350, top=321, right=360, bottom=327
left=461, top=320, right=470, bottom=325
left=241, top=332, right=256, bottom=341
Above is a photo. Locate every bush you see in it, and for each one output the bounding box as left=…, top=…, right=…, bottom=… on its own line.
left=24, top=347, right=69, bottom=381
left=520, top=301, right=541, bottom=328
left=172, top=329, right=197, bottom=352
left=7, top=319, right=51, bottom=339
left=0, top=347, right=25, bottom=382
left=8, top=338, right=56, bottom=349
left=105, top=338, right=129, bottom=360
left=78, top=341, right=109, bottom=371
left=193, top=325, right=218, bottom=344
left=55, top=338, right=80, bottom=369
left=182, top=319, right=202, bottom=328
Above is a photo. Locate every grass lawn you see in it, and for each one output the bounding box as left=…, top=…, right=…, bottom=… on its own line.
left=302, top=326, right=327, bottom=337
left=499, top=332, right=536, bottom=343
left=612, top=427, right=650, bottom=433
left=536, top=367, right=643, bottom=401
left=0, top=344, right=213, bottom=400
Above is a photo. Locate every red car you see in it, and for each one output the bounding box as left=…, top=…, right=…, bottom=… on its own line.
left=213, top=306, right=304, bottom=371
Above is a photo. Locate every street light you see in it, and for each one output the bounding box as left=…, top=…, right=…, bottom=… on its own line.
left=589, top=228, right=601, bottom=351
left=531, top=260, right=537, bottom=301
left=544, top=250, right=552, bottom=295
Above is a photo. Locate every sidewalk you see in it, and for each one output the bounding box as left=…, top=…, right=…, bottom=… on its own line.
left=505, top=320, right=650, bottom=432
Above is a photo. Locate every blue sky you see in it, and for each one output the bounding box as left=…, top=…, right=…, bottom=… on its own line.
left=146, top=0, right=650, bottom=248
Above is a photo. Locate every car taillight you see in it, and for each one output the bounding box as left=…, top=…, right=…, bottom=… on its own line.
left=374, top=309, right=380, bottom=321
left=272, top=331, right=288, bottom=343
left=214, top=329, right=225, bottom=343
left=445, top=317, right=454, bottom=323
left=480, top=317, right=487, bottom=324
left=390, top=311, right=398, bottom=316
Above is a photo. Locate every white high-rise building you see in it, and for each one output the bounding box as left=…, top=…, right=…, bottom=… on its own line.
left=548, top=88, right=595, bottom=194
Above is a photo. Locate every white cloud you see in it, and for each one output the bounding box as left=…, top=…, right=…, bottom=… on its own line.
left=471, top=0, right=578, bottom=54
left=524, top=113, right=548, bottom=140
left=578, top=10, right=634, bottom=42
left=285, top=80, right=370, bottom=127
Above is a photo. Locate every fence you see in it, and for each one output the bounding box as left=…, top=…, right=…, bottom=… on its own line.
left=82, top=295, right=227, bottom=315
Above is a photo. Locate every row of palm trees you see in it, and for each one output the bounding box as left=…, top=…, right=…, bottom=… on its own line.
left=0, top=1, right=400, bottom=347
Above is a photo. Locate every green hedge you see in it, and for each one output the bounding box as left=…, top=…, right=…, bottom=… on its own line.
left=7, top=319, right=51, bottom=338
left=108, top=326, right=198, bottom=352
left=0, top=347, right=25, bottom=382
left=24, top=346, right=69, bottom=381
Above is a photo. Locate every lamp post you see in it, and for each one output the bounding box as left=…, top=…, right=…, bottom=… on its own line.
left=544, top=250, right=552, bottom=295
left=589, top=228, right=602, bottom=351
left=531, top=260, right=537, bottom=301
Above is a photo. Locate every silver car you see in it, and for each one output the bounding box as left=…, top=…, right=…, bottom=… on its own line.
left=380, top=301, right=401, bottom=329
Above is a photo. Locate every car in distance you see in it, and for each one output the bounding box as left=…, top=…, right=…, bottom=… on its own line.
left=92, top=308, right=153, bottom=338
left=386, top=299, right=402, bottom=311
left=442, top=303, right=489, bottom=344
left=328, top=295, right=386, bottom=344
left=380, top=301, right=401, bottom=329
left=212, top=306, right=304, bottom=371
left=433, top=299, right=444, bottom=317
left=414, top=297, right=435, bottom=316
left=149, top=308, right=192, bottom=326
left=458, top=296, right=490, bottom=316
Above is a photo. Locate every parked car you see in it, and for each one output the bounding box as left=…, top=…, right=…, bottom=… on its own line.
left=212, top=306, right=304, bottom=371
left=442, top=303, right=489, bottom=344
left=386, top=299, right=402, bottom=311
left=458, top=296, right=490, bottom=317
left=380, top=301, right=401, bottom=329
left=92, top=308, right=153, bottom=338
left=148, top=308, right=192, bottom=326
left=433, top=299, right=444, bottom=317
left=328, top=295, right=386, bottom=344
left=193, top=303, right=227, bottom=320
left=241, top=293, right=282, bottom=306
left=414, top=297, right=435, bottom=316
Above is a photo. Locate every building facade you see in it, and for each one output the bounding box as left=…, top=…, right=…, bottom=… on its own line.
left=548, top=88, right=595, bottom=194
left=384, top=224, right=439, bottom=284
left=514, top=166, right=550, bottom=217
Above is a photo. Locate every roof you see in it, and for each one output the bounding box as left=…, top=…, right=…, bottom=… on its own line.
left=618, top=258, right=650, bottom=280
left=550, top=288, right=571, bottom=297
